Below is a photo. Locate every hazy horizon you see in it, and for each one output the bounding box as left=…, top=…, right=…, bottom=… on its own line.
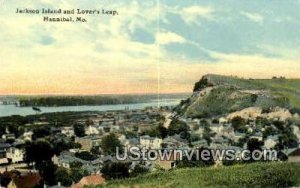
left=0, top=74, right=299, bottom=96
left=0, top=92, right=191, bottom=97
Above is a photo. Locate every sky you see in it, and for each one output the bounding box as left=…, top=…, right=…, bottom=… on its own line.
left=0, top=0, right=300, bottom=95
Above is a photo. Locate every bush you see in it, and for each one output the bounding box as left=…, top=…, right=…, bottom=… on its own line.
left=73, top=124, right=85, bottom=137
left=176, top=148, right=215, bottom=168
left=101, top=162, right=130, bottom=180
left=168, top=119, right=190, bottom=140
left=130, top=165, right=149, bottom=177
left=100, top=133, right=123, bottom=155
left=231, top=116, right=247, bottom=133
left=55, top=167, right=72, bottom=186
left=75, top=151, right=97, bottom=161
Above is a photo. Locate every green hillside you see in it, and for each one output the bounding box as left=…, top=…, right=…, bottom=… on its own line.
left=255, top=78, right=300, bottom=108
left=176, top=74, right=300, bottom=118
left=102, top=162, right=300, bottom=188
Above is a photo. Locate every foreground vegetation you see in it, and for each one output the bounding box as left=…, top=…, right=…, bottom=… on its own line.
left=102, top=162, right=300, bottom=188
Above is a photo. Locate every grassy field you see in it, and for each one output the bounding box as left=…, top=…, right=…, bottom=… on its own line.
left=196, top=74, right=300, bottom=108
left=256, top=79, right=300, bottom=108
left=100, top=162, right=300, bottom=188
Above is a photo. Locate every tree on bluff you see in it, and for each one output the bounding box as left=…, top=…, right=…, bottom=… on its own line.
left=193, top=77, right=213, bottom=92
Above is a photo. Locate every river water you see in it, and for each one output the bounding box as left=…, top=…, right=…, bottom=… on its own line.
left=0, top=99, right=180, bottom=117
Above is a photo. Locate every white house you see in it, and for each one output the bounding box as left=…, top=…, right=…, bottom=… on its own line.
left=210, top=125, right=223, bottom=135
left=292, top=125, right=300, bottom=140
left=264, top=135, right=279, bottom=149
left=85, top=126, right=100, bottom=135
left=61, top=127, right=75, bottom=137
left=140, top=135, right=162, bottom=149
left=6, top=147, right=24, bottom=163
left=23, top=131, right=33, bottom=141
left=118, top=135, right=126, bottom=143
left=233, top=132, right=246, bottom=142
left=219, top=117, right=228, bottom=124
left=2, top=134, right=15, bottom=141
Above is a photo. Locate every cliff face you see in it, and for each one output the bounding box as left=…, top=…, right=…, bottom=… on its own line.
left=175, top=74, right=295, bottom=118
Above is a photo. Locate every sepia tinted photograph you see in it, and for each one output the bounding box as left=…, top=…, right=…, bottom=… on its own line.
left=0, top=0, right=300, bottom=187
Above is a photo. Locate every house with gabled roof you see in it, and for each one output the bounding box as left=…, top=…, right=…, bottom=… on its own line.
left=72, top=174, right=105, bottom=188
left=7, top=172, right=41, bottom=188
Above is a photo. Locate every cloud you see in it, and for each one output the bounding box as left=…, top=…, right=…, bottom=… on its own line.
left=208, top=51, right=300, bottom=78
left=0, top=0, right=163, bottom=94
left=156, top=31, right=186, bottom=45
left=241, top=11, right=264, bottom=23
left=0, top=0, right=300, bottom=95
left=256, top=43, right=300, bottom=59
left=181, top=6, right=214, bottom=24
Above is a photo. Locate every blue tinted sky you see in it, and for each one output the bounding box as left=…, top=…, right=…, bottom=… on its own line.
left=0, top=0, right=299, bottom=94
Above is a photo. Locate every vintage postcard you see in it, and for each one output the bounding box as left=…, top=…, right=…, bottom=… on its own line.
left=0, top=0, right=300, bottom=187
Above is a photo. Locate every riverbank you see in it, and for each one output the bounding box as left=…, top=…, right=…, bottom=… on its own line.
left=0, top=99, right=180, bottom=117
